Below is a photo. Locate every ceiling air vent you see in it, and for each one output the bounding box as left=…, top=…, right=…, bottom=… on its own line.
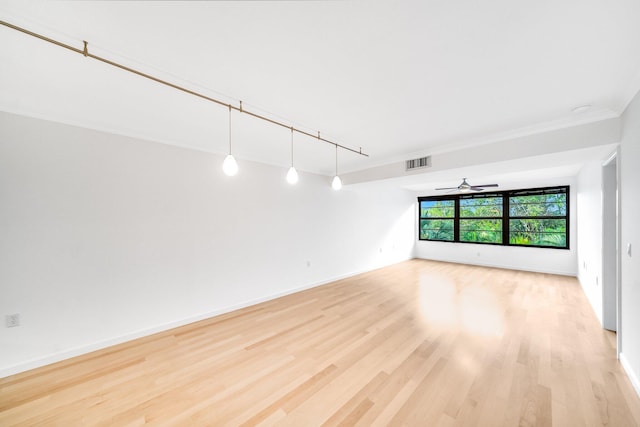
left=406, top=156, right=431, bottom=171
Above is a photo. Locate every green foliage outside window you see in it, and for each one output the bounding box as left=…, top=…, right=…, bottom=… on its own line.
left=418, top=186, right=569, bottom=249
left=419, top=200, right=454, bottom=241
left=509, top=194, right=566, bottom=216
left=420, top=219, right=454, bottom=241
left=509, top=219, right=566, bottom=247
left=420, top=200, right=454, bottom=218
left=460, top=219, right=502, bottom=243
left=460, top=197, right=502, bottom=217
left=508, top=193, right=567, bottom=247
left=459, top=197, right=503, bottom=244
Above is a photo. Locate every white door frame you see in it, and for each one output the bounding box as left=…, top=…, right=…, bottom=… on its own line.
left=602, top=150, right=621, bottom=357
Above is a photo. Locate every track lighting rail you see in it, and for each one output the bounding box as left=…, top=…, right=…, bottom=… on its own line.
left=1, top=20, right=369, bottom=158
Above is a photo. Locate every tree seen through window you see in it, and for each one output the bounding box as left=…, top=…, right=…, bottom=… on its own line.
left=418, top=186, right=568, bottom=249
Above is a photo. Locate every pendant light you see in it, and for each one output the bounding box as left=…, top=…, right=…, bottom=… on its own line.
left=222, top=105, right=238, bottom=176
left=286, top=127, right=299, bottom=184
left=331, top=144, right=342, bottom=190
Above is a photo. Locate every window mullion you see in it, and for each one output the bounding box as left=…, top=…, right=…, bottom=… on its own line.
left=503, top=196, right=509, bottom=245
left=454, top=198, right=460, bottom=242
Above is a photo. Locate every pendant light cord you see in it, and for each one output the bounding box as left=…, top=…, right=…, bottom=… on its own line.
left=290, top=128, right=294, bottom=167
left=228, top=105, right=232, bottom=154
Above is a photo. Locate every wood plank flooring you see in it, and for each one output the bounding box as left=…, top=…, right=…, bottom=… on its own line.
left=1, top=259, right=639, bottom=426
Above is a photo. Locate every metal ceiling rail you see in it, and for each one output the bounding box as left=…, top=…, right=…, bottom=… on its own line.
left=1, top=20, right=369, bottom=157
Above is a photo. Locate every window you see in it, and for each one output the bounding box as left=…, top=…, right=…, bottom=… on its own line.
left=460, top=196, right=503, bottom=244
left=418, top=186, right=569, bottom=249
left=419, top=199, right=454, bottom=241
left=508, top=188, right=567, bottom=248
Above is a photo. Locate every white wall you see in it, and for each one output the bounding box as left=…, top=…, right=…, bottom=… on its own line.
left=0, top=112, right=416, bottom=377
left=620, top=90, right=640, bottom=396
left=576, top=160, right=604, bottom=323
left=414, top=177, right=577, bottom=276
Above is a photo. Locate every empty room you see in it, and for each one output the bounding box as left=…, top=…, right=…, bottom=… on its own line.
left=1, top=1, right=640, bottom=425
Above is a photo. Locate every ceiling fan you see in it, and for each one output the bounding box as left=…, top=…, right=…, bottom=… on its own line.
left=435, top=178, right=499, bottom=192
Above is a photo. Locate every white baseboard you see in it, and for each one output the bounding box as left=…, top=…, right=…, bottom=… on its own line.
left=620, top=352, right=640, bottom=399
left=0, top=257, right=411, bottom=379
left=416, top=255, right=577, bottom=277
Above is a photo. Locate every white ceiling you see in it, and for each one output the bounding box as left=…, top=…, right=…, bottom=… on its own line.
left=1, top=1, right=639, bottom=179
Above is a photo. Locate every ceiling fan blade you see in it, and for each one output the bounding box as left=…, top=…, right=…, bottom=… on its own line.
left=473, top=184, right=499, bottom=188
left=470, top=188, right=484, bottom=192
left=435, top=187, right=457, bottom=190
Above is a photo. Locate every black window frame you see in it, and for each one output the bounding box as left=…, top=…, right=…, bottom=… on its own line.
left=418, top=185, right=569, bottom=249
left=418, top=198, right=455, bottom=242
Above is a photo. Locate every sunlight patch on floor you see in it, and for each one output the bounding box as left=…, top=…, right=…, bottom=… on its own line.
left=418, top=273, right=504, bottom=337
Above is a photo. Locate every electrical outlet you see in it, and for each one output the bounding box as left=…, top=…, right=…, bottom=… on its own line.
left=6, top=313, right=20, bottom=328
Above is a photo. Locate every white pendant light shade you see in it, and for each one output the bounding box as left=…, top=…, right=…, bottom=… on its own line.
left=332, top=175, right=342, bottom=190
left=223, top=154, right=238, bottom=176
left=286, top=166, right=299, bottom=184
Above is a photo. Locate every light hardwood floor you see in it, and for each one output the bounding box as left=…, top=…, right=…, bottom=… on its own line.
left=1, top=259, right=639, bottom=426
